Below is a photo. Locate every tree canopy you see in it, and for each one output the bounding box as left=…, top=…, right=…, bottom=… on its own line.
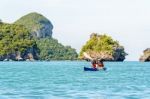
left=80, top=33, right=119, bottom=56
left=36, top=38, right=78, bottom=60
left=15, top=12, right=53, bottom=33
left=79, top=33, right=126, bottom=61
left=0, top=12, right=78, bottom=61
left=0, top=23, right=35, bottom=56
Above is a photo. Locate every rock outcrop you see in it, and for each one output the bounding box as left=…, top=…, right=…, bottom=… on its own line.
left=139, top=48, right=150, bottom=62
left=15, top=12, right=53, bottom=38
left=82, top=46, right=126, bottom=61
left=80, top=33, right=127, bottom=61
left=113, top=46, right=127, bottom=61
left=0, top=46, right=39, bottom=61
left=0, top=12, right=78, bottom=61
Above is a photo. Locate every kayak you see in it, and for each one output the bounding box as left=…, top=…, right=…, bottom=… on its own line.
left=84, top=67, right=98, bottom=71
left=84, top=67, right=107, bottom=71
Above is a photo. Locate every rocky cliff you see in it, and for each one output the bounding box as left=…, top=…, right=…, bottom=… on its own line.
left=15, top=12, right=53, bottom=38
left=80, top=33, right=127, bottom=61
left=0, top=12, right=78, bottom=61
left=139, top=48, right=150, bottom=62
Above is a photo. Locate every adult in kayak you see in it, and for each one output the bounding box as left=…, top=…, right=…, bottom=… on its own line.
left=84, top=59, right=106, bottom=71
left=91, top=60, right=97, bottom=68
left=83, top=52, right=106, bottom=71
left=91, top=59, right=104, bottom=69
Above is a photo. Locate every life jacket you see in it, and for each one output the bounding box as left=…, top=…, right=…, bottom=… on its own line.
left=98, top=63, right=104, bottom=67
left=92, top=63, right=97, bottom=68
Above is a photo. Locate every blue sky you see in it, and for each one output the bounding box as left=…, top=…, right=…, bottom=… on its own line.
left=0, top=0, right=150, bottom=61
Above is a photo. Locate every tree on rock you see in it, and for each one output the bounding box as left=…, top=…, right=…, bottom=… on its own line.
left=0, top=23, right=36, bottom=60
left=79, top=33, right=127, bottom=61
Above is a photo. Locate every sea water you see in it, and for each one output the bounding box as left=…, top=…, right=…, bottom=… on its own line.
left=0, top=61, right=150, bottom=99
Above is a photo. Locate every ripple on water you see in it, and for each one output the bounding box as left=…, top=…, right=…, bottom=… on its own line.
left=0, top=61, right=150, bottom=99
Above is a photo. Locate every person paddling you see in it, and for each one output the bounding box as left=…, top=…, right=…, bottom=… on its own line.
left=97, top=59, right=104, bottom=69
left=91, top=60, right=97, bottom=68
left=91, top=59, right=104, bottom=69
left=83, top=52, right=106, bottom=71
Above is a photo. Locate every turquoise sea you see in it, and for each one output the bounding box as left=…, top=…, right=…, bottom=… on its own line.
left=0, top=61, right=150, bottom=99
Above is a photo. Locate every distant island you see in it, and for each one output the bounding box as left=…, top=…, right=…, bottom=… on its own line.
left=139, top=48, right=150, bottom=62
left=2, top=12, right=149, bottom=62
left=79, top=33, right=127, bottom=61
left=0, top=12, right=78, bottom=61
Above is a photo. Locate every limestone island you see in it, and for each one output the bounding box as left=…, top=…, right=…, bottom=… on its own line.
left=79, top=33, right=127, bottom=61
left=0, top=12, right=78, bottom=61
left=139, top=48, right=150, bottom=62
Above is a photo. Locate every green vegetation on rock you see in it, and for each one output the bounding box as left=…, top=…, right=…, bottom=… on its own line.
left=80, top=33, right=127, bottom=61
left=15, top=12, right=50, bottom=31
left=15, top=12, right=53, bottom=38
left=0, top=12, right=78, bottom=61
left=0, top=23, right=35, bottom=56
left=36, top=38, right=78, bottom=60
left=80, top=33, right=118, bottom=55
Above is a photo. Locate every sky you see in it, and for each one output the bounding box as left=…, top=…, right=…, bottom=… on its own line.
left=0, top=0, right=150, bottom=61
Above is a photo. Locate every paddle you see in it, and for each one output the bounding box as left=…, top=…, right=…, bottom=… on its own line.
left=83, top=52, right=93, bottom=61
left=83, top=52, right=107, bottom=71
